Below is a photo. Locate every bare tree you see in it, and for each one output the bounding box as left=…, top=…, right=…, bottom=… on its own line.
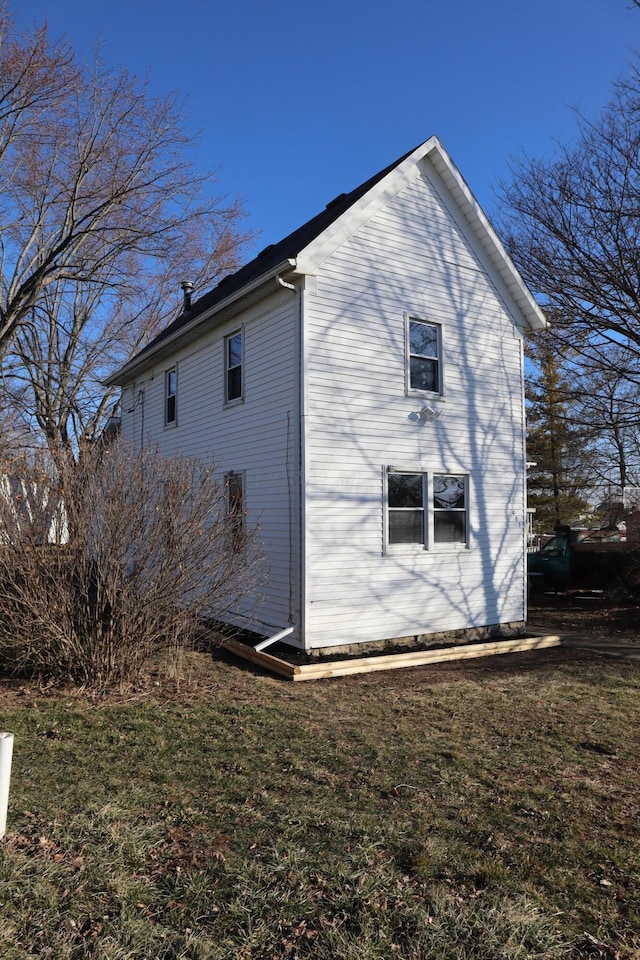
left=499, top=58, right=640, bottom=383
left=0, top=8, right=253, bottom=463
left=566, top=349, right=640, bottom=521
left=0, top=440, right=264, bottom=687
left=3, top=206, right=249, bottom=471
left=500, top=58, right=640, bottom=513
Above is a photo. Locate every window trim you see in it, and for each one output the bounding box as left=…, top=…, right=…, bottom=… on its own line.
left=225, top=470, right=245, bottom=550
left=432, top=473, right=468, bottom=546
left=405, top=314, right=443, bottom=398
left=385, top=468, right=469, bottom=553
left=164, top=367, right=177, bottom=426
left=386, top=471, right=428, bottom=550
left=224, top=327, right=244, bottom=405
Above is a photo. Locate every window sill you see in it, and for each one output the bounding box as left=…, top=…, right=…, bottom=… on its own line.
left=385, top=542, right=470, bottom=555
left=223, top=397, right=244, bottom=410
left=433, top=542, right=470, bottom=551
left=406, top=390, right=445, bottom=402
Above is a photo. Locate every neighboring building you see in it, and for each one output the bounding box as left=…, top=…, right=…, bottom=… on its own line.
left=0, top=470, right=66, bottom=545
left=108, top=136, right=546, bottom=653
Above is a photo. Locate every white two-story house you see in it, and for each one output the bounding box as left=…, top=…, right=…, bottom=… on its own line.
left=109, top=136, right=545, bottom=654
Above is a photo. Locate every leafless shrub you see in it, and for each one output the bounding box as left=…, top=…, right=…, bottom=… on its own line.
left=0, top=441, right=263, bottom=687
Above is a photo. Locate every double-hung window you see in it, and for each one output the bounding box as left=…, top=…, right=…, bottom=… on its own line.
left=387, top=470, right=468, bottom=549
left=225, top=330, right=243, bottom=403
left=406, top=316, right=441, bottom=394
left=433, top=475, right=467, bottom=544
left=388, top=473, right=426, bottom=545
left=165, top=368, right=177, bottom=425
left=226, top=471, right=245, bottom=550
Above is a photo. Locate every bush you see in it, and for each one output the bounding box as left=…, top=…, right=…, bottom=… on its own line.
left=0, top=442, right=263, bottom=687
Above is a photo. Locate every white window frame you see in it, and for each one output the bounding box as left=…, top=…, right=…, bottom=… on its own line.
left=432, top=474, right=468, bottom=547
left=385, top=468, right=469, bottom=553
left=164, top=367, right=177, bottom=426
left=405, top=314, right=443, bottom=397
left=224, top=328, right=243, bottom=405
left=386, top=471, right=428, bottom=551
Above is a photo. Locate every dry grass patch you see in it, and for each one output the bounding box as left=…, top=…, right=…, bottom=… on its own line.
left=0, top=647, right=638, bottom=958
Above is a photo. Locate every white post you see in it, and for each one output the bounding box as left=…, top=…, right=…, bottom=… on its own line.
left=0, top=732, right=14, bottom=839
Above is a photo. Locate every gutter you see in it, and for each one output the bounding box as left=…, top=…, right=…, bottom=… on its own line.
left=107, top=258, right=297, bottom=386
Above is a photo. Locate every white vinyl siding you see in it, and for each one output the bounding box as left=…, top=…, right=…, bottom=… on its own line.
left=302, top=162, right=526, bottom=648
left=121, top=289, right=299, bottom=635
left=118, top=151, right=530, bottom=652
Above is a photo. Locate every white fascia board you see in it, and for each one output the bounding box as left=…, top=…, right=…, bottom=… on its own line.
left=427, top=141, right=546, bottom=332
left=294, top=136, right=546, bottom=333
left=294, top=137, right=440, bottom=277
left=108, top=259, right=296, bottom=386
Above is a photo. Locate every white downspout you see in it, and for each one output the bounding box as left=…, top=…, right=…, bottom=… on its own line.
left=277, top=274, right=307, bottom=651
left=298, top=277, right=310, bottom=651
left=254, top=625, right=295, bottom=652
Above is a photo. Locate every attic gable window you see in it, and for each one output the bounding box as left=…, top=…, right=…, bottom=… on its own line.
left=225, top=330, right=243, bottom=403
left=165, top=368, right=177, bottom=425
left=406, top=316, right=441, bottom=395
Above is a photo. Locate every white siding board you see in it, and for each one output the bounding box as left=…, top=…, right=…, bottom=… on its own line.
left=302, top=168, right=527, bottom=648
left=120, top=290, right=300, bottom=636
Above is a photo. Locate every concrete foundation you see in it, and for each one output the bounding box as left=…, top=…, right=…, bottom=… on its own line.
left=304, top=621, right=526, bottom=659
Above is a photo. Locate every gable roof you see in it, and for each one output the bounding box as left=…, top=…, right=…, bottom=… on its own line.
left=109, top=136, right=545, bottom=386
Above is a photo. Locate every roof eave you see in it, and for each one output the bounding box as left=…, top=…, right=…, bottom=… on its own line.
left=425, top=140, right=547, bottom=331
left=294, top=135, right=546, bottom=332
left=107, top=259, right=297, bottom=386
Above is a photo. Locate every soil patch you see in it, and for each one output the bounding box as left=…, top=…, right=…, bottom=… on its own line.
left=527, top=590, right=640, bottom=643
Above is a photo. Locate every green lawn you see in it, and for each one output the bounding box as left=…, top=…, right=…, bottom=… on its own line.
left=0, top=647, right=638, bottom=959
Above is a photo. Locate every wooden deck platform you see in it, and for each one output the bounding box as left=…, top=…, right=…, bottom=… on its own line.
left=223, top=634, right=563, bottom=681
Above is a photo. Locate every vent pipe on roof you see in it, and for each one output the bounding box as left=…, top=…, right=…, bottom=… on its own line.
left=180, top=280, right=194, bottom=311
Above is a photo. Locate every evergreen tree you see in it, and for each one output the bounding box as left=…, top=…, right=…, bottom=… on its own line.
left=526, top=333, right=593, bottom=531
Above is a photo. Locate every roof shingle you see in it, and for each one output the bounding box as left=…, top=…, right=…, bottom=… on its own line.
left=134, top=144, right=418, bottom=359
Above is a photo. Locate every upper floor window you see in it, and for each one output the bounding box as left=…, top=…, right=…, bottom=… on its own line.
left=165, top=368, right=177, bottom=425
left=225, top=330, right=243, bottom=403
left=406, top=317, right=441, bottom=394
left=387, top=469, right=468, bottom=549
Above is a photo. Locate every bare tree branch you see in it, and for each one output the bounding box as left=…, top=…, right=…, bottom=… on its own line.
left=0, top=7, right=256, bottom=463
left=499, top=56, right=640, bottom=512
left=499, top=59, right=640, bottom=376
left=0, top=441, right=265, bottom=687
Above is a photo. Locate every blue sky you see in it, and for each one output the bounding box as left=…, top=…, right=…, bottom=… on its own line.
left=17, top=0, right=639, bottom=256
